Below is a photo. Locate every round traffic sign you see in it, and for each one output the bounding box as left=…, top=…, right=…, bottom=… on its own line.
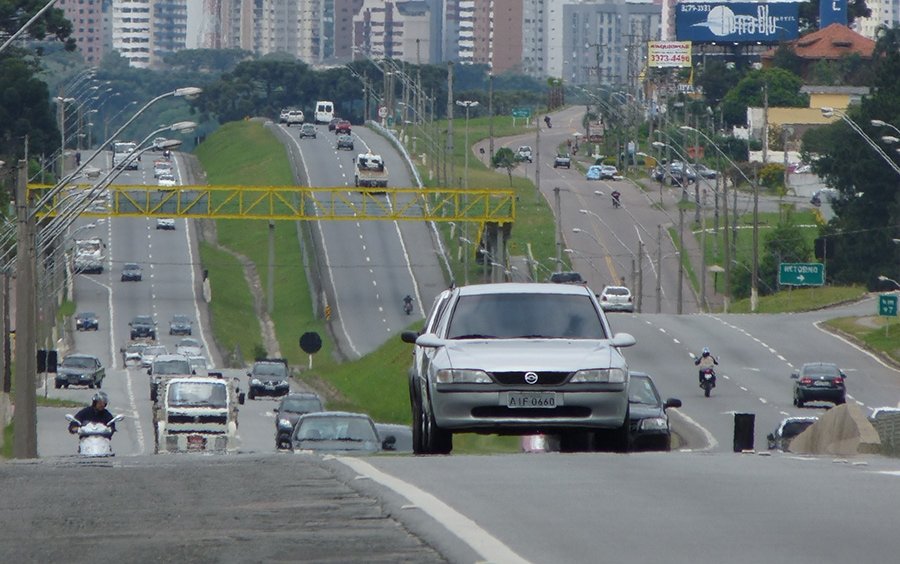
left=299, top=331, right=322, bottom=354
left=378, top=106, right=388, bottom=118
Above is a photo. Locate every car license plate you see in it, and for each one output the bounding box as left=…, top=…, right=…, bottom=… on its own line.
left=505, top=392, right=561, bottom=408
left=814, top=380, right=832, bottom=387
left=187, top=435, right=207, bottom=450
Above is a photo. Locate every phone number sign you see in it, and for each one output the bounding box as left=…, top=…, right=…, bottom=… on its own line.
left=648, top=41, right=692, bottom=68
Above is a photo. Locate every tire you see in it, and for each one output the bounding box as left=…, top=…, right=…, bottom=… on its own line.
left=835, top=397, right=846, bottom=405
left=421, top=400, right=452, bottom=454
left=88, top=383, right=95, bottom=389
left=704, top=386, right=710, bottom=398
left=150, top=386, right=157, bottom=403
left=795, top=393, right=804, bottom=408
left=54, top=380, right=61, bottom=389
left=411, top=389, right=425, bottom=454
left=248, top=389, right=256, bottom=400
left=96, top=380, right=102, bottom=389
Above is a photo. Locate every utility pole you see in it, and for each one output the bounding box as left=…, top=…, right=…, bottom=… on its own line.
left=656, top=224, right=663, bottom=314
left=488, top=74, right=495, bottom=162
left=636, top=238, right=644, bottom=313
left=554, top=187, right=563, bottom=271
left=677, top=207, right=684, bottom=314
left=14, top=159, right=38, bottom=458
left=751, top=165, right=760, bottom=312
left=722, top=173, right=731, bottom=313
left=447, top=62, right=455, bottom=186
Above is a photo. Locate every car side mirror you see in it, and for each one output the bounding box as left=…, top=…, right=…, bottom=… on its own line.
left=119, top=347, right=125, bottom=353
left=382, top=435, right=396, bottom=451
left=246, top=372, right=252, bottom=378
left=767, top=433, right=775, bottom=441
left=238, top=393, right=246, bottom=405
left=273, top=408, right=279, bottom=413
left=840, top=371, right=847, bottom=378
left=401, top=331, right=419, bottom=344
left=664, top=398, right=682, bottom=409
left=790, top=372, right=799, bottom=379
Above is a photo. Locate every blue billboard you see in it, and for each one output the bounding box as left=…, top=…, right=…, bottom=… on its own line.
left=820, top=0, right=848, bottom=27
left=675, top=3, right=800, bottom=44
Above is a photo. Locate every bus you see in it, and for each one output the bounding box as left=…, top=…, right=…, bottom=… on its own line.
left=314, top=101, right=335, bottom=124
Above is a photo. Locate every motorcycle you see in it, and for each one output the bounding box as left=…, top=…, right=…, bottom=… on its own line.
left=699, top=368, right=716, bottom=397
left=403, top=300, right=413, bottom=315
left=611, top=192, right=621, bottom=208
left=66, top=413, right=125, bottom=457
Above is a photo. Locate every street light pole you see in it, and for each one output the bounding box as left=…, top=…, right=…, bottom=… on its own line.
left=13, top=160, right=37, bottom=458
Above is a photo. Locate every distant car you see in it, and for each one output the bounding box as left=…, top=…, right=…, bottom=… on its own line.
left=188, top=355, right=213, bottom=375
left=598, top=165, right=618, bottom=180
left=75, top=311, right=99, bottom=331
left=767, top=416, right=818, bottom=451
left=791, top=362, right=847, bottom=407
left=156, top=218, right=175, bottom=230
left=153, top=159, right=172, bottom=178
left=694, top=164, right=718, bottom=179
left=515, top=145, right=533, bottom=163
left=129, top=314, right=156, bottom=340
left=168, top=315, right=192, bottom=336
left=121, top=342, right=149, bottom=366
left=275, top=392, right=325, bottom=449
left=549, top=271, right=584, bottom=285
left=120, top=262, right=142, bottom=282
left=152, top=137, right=168, bottom=150
left=299, top=123, right=317, bottom=138
left=627, top=373, right=682, bottom=451
left=328, top=117, right=341, bottom=132
left=279, top=108, right=291, bottom=124
left=335, top=120, right=352, bottom=135
left=586, top=165, right=603, bottom=181
left=291, top=411, right=387, bottom=454
left=285, top=109, right=305, bottom=126
left=553, top=153, right=571, bottom=168
left=336, top=134, right=354, bottom=151
left=599, top=285, right=634, bottom=312
left=140, top=344, right=168, bottom=368
left=248, top=358, right=290, bottom=399
left=666, top=161, right=696, bottom=184
left=157, top=173, right=176, bottom=187
left=174, top=337, right=203, bottom=358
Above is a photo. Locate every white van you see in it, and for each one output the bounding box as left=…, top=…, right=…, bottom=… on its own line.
left=314, top=101, right=335, bottom=124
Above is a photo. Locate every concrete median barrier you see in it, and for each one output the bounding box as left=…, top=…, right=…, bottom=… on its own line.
left=790, top=403, right=881, bottom=456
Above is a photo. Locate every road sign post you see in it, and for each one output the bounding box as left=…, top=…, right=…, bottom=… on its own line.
left=778, top=263, right=825, bottom=286
left=879, top=294, right=898, bottom=336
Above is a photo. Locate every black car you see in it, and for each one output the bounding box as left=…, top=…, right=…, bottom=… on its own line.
left=336, top=134, right=354, bottom=151
left=553, top=153, right=571, bottom=168
left=767, top=416, right=818, bottom=451
left=247, top=358, right=290, bottom=399
left=274, top=392, right=325, bottom=449
left=627, top=372, right=682, bottom=451
left=168, top=314, right=192, bottom=336
left=792, top=362, right=847, bottom=407
left=121, top=262, right=142, bottom=282
left=549, top=271, right=585, bottom=284
left=129, top=315, right=156, bottom=340
left=75, top=311, right=99, bottom=331
left=328, top=117, right=341, bottom=131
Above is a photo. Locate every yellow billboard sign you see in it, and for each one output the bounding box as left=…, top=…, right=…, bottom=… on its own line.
left=648, top=41, right=692, bottom=68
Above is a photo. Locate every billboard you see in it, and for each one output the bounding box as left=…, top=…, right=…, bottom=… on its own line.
left=675, top=3, right=800, bottom=44
left=648, top=41, right=693, bottom=68
left=820, top=0, right=848, bottom=27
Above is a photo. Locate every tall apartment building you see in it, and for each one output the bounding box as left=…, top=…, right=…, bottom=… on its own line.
left=58, top=0, right=109, bottom=66
left=152, top=0, right=187, bottom=63
left=855, top=0, right=898, bottom=39
left=352, top=0, right=433, bottom=62
left=111, top=0, right=152, bottom=67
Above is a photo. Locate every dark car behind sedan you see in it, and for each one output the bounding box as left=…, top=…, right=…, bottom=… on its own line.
left=274, top=393, right=325, bottom=449
left=627, top=372, right=682, bottom=451
left=169, top=315, right=193, bottom=336
left=75, top=311, right=99, bottom=331
left=792, top=362, right=847, bottom=407
left=121, top=262, right=142, bottom=282
left=129, top=314, right=156, bottom=340
left=767, top=416, right=818, bottom=451
left=336, top=134, right=354, bottom=151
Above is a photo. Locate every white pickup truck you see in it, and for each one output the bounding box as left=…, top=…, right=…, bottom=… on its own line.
left=153, top=375, right=244, bottom=454
left=354, top=153, right=389, bottom=189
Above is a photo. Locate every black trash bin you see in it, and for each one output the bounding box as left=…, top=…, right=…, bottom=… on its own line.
left=733, top=412, right=755, bottom=452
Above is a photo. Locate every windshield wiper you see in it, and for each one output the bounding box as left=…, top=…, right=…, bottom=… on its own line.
left=451, top=334, right=496, bottom=340
left=512, top=334, right=555, bottom=339
left=333, top=437, right=364, bottom=442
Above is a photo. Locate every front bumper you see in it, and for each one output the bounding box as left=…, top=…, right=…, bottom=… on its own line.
left=430, top=385, right=628, bottom=432
left=250, top=383, right=290, bottom=397
left=56, top=373, right=95, bottom=386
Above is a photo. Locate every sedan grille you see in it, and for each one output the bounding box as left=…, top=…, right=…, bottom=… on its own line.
left=491, top=371, right=570, bottom=386
left=168, top=414, right=227, bottom=425
left=471, top=406, right=591, bottom=418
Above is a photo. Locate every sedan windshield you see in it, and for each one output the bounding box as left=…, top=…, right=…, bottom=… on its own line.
left=446, top=293, right=607, bottom=340
left=153, top=360, right=191, bottom=375
left=293, top=417, right=377, bottom=444
left=281, top=398, right=323, bottom=414
left=167, top=382, right=227, bottom=408
left=63, top=357, right=94, bottom=369
left=628, top=377, right=660, bottom=405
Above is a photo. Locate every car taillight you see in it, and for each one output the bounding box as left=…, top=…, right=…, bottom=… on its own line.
left=833, top=377, right=843, bottom=385
left=601, top=296, right=608, bottom=301
left=799, top=377, right=813, bottom=385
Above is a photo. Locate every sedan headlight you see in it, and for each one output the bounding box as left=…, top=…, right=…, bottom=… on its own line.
left=251, top=378, right=261, bottom=385
left=435, top=369, right=492, bottom=384
left=639, top=417, right=668, bottom=431
left=570, top=368, right=627, bottom=383
left=277, top=418, right=293, bottom=429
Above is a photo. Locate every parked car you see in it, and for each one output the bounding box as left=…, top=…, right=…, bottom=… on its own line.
left=791, top=362, right=847, bottom=407
left=299, top=123, right=317, bottom=139
left=599, top=285, right=634, bottom=313
left=598, top=165, right=619, bottom=180
left=174, top=337, right=203, bottom=357
left=553, top=153, right=571, bottom=168
left=549, top=271, right=585, bottom=284
left=767, top=416, right=818, bottom=451
left=336, top=134, right=354, bottom=151
left=515, top=145, right=533, bottom=162
left=291, top=411, right=388, bottom=454
left=168, top=314, right=192, bottom=336
left=121, top=342, right=149, bottom=366
left=120, top=262, right=143, bottom=282
left=274, top=392, right=325, bottom=449
left=694, top=164, right=718, bottom=179
left=627, top=373, right=682, bottom=451
left=129, top=314, right=156, bottom=340
left=586, top=165, right=603, bottom=181
left=155, top=218, right=175, bottom=230
left=75, top=311, right=99, bottom=331
left=248, top=358, right=291, bottom=399
left=400, top=283, right=637, bottom=454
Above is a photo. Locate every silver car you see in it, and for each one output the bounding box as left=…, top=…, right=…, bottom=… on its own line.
left=401, top=283, right=636, bottom=454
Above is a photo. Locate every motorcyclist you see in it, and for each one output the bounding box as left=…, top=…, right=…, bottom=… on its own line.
left=694, top=347, right=718, bottom=385
left=403, top=294, right=414, bottom=313
left=69, top=391, right=116, bottom=434
left=611, top=190, right=621, bottom=208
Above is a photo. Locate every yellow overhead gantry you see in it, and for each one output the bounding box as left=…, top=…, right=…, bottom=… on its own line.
left=29, top=185, right=516, bottom=228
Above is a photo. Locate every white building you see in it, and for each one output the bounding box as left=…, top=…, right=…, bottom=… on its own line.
left=111, top=0, right=153, bottom=67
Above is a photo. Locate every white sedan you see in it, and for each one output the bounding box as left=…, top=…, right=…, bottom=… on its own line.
left=157, top=173, right=176, bottom=187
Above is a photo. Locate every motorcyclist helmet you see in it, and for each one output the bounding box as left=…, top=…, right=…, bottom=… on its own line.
left=702, top=347, right=710, bottom=356
left=92, top=391, right=109, bottom=407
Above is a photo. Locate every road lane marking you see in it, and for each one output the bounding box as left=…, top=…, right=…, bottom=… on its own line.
left=338, top=458, right=531, bottom=564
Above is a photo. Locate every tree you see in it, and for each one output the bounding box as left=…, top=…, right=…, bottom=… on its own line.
left=721, top=68, right=808, bottom=126
left=731, top=214, right=810, bottom=298
left=0, top=0, right=75, bottom=50
left=0, top=54, right=58, bottom=161
left=162, top=49, right=252, bottom=74
left=492, top=147, right=517, bottom=185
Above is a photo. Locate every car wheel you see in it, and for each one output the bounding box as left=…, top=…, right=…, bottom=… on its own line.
left=411, top=391, right=426, bottom=454
left=88, top=383, right=94, bottom=389
left=421, top=402, right=451, bottom=455
left=835, top=397, right=846, bottom=405
left=150, top=386, right=157, bottom=403
left=595, top=411, right=631, bottom=453
left=248, top=389, right=256, bottom=400
left=54, top=381, right=61, bottom=389
left=96, top=380, right=102, bottom=389
left=64, top=384, right=69, bottom=389
left=795, top=394, right=805, bottom=408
